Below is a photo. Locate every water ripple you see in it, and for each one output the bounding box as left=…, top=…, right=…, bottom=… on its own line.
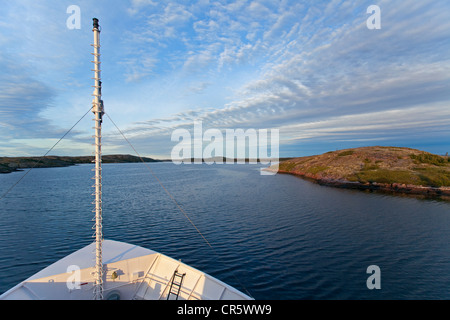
left=1, top=163, right=450, bottom=299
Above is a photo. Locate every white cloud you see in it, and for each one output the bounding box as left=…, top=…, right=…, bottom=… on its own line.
left=1, top=0, right=450, bottom=157
left=279, top=102, right=450, bottom=144
left=127, top=0, right=157, bottom=15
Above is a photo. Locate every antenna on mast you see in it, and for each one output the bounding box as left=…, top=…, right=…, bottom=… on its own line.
left=91, top=17, right=104, bottom=300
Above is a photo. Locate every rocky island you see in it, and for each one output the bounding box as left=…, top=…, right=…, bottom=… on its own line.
left=274, top=146, right=450, bottom=199
left=0, top=154, right=164, bottom=174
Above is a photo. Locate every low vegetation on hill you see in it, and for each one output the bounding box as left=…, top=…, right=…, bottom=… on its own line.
left=277, top=146, right=450, bottom=196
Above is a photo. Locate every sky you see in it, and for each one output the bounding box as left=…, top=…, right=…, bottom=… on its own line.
left=0, top=0, right=449, bottom=159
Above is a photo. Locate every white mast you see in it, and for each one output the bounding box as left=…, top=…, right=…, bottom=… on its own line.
left=91, top=17, right=104, bottom=300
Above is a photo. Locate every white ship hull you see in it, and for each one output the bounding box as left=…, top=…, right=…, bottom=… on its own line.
left=0, top=240, right=252, bottom=300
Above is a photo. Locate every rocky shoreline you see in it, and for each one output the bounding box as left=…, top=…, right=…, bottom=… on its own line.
left=272, top=146, right=450, bottom=200
left=277, top=169, right=450, bottom=199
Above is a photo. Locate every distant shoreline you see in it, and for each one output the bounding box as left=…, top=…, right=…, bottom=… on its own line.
left=0, top=155, right=283, bottom=174
left=0, top=154, right=166, bottom=174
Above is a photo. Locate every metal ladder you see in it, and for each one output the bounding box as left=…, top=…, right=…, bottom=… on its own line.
left=167, top=270, right=186, bottom=300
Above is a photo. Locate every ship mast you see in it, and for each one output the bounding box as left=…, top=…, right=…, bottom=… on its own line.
left=91, top=17, right=104, bottom=300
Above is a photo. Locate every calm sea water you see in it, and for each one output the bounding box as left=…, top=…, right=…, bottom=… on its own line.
left=1, top=162, right=450, bottom=299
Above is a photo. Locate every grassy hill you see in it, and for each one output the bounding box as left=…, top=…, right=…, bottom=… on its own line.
left=276, top=146, right=450, bottom=197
